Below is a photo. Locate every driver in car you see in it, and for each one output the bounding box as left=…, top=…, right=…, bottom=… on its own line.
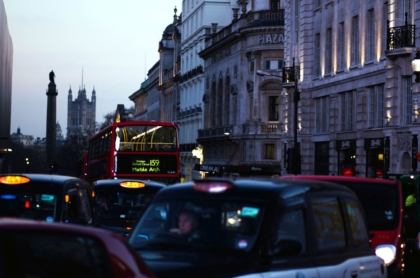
left=170, top=211, right=198, bottom=240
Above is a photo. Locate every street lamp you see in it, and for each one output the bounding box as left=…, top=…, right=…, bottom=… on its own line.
left=412, top=48, right=420, bottom=83
left=257, top=58, right=301, bottom=175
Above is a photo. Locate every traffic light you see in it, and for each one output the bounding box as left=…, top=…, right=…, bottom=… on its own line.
left=417, top=152, right=420, bottom=161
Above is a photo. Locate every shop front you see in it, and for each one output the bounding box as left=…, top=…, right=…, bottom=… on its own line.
left=365, top=138, right=387, bottom=178
left=193, top=164, right=281, bottom=178
left=336, top=140, right=357, bottom=176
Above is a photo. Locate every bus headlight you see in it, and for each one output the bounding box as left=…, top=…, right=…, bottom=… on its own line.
left=375, top=244, right=396, bottom=265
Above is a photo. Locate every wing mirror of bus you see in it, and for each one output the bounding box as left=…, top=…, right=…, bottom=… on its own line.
left=272, top=239, right=302, bottom=257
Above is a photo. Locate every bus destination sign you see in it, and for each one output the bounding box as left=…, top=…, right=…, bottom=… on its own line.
left=132, top=159, right=160, bottom=173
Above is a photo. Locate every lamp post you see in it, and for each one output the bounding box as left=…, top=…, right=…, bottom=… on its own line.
left=257, top=58, right=301, bottom=175
left=412, top=48, right=420, bottom=83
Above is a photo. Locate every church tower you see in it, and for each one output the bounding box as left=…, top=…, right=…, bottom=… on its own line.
left=67, top=71, right=96, bottom=136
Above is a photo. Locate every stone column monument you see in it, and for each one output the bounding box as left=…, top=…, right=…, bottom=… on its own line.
left=46, top=70, right=57, bottom=172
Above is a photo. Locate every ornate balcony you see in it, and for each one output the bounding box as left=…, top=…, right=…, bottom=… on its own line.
left=387, top=15, right=415, bottom=51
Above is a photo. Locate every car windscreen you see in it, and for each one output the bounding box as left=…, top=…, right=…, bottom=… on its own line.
left=335, top=181, right=399, bottom=231
left=128, top=199, right=265, bottom=253
left=0, top=190, right=57, bottom=222
left=95, top=190, right=155, bottom=221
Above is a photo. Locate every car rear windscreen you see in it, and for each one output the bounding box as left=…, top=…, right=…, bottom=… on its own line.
left=0, top=190, right=57, bottom=222
left=336, top=181, right=399, bottom=231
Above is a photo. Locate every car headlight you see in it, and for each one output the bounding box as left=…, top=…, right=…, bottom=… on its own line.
left=375, top=244, right=396, bottom=265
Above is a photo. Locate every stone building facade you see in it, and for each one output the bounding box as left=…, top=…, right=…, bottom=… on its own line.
left=67, top=86, right=96, bottom=136
left=198, top=0, right=285, bottom=177
left=178, top=0, right=242, bottom=181
left=0, top=0, right=13, bottom=141
left=281, top=0, right=419, bottom=177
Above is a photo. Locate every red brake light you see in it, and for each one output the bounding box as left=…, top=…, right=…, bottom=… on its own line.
left=193, top=181, right=233, bottom=193
left=25, top=201, right=30, bottom=209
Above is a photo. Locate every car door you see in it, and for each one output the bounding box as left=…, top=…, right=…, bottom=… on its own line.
left=262, top=208, right=319, bottom=278
left=313, top=195, right=386, bottom=278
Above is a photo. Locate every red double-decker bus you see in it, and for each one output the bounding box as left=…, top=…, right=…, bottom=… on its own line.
left=85, top=121, right=180, bottom=185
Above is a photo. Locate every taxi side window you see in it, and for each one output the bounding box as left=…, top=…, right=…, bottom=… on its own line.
left=343, top=197, right=369, bottom=246
left=273, top=209, right=306, bottom=255
left=310, top=196, right=346, bottom=251
left=64, top=188, right=92, bottom=224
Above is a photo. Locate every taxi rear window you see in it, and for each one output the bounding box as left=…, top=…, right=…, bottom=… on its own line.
left=0, top=191, right=57, bottom=222
left=333, top=181, right=399, bottom=230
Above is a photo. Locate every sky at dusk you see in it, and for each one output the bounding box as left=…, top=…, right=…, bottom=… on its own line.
left=3, top=0, right=180, bottom=139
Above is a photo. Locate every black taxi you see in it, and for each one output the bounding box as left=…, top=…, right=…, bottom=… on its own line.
left=92, top=179, right=165, bottom=237
left=0, top=174, right=93, bottom=225
left=128, top=178, right=386, bottom=278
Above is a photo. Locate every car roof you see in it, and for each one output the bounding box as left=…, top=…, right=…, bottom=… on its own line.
left=0, top=218, right=111, bottom=235
left=0, top=173, right=91, bottom=187
left=93, top=179, right=166, bottom=190
left=153, top=177, right=357, bottom=201
left=280, top=175, right=399, bottom=185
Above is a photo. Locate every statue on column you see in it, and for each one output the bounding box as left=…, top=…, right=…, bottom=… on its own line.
left=49, top=70, right=55, bottom=83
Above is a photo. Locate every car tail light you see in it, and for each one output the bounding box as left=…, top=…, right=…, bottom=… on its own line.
left=0, top=175, right=30, bottom=185
left=120, top=181, right=146, bottom=188
left=193, top=181, right=233, bottom=193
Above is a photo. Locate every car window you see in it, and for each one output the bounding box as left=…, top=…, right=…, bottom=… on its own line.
left=310, top=196, right=346, bottom=251
left=343, top=197, right=369, bottom=247
left=64, top=188, right=92, bottom=224
left=0, top=232, right=112, bottom=278
left=0, top=191, right=57, bottom=222
left=329, top=181, right=399, bottom=231
left=95, top=191, right=154, bottom=220
left=272, top=209, right=306, bottom=254
left=129, top=200, right=265, bottom=252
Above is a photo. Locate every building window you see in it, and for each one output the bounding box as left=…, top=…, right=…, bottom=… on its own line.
left=250, top=61, right=254, bottom=72
left=368, top=85, right=385, bottom=128
left=316, top=0, right=322, bottom=8
left=404, top=0, right=412, bottom=24
left=338, top=22, right=345, bottom=71
left=404, top=76, right=413, bottom=124
left=366, top=9, right=374, bottom=62
left=265, top=60, right=283, bottom=70
left=316, top=97, right=329, bottom=133
left=325, top=28, right=332, bottom=74
left=314, top=33, right=321, bottom=77
left=340, top=92, right=354, bottom=131
left=264, top=144, right=275, bottom=159
left=271, top=0, right=280, bottom=10
left=351, top=16, right=359, bottom=66
left=268, top=96, right=279, bottom=121
left=295, top=0, right=299, bottom=44
left=383, top=3, right=388, bottom=52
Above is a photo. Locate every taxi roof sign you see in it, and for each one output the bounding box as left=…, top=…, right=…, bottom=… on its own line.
left=0, top=175, right=30, bottom=185
left=120, top=181, right=146, bottom=188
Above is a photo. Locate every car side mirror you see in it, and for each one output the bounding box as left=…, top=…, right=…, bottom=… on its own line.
left=272, top=239, right=302, bottom=257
